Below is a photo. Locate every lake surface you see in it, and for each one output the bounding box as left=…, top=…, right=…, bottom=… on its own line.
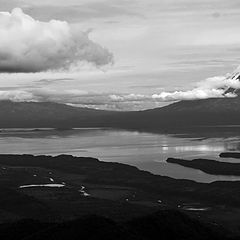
left=1, top=128, right=240, bottom=183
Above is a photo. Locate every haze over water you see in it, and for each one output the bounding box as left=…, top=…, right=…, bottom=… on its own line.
left=1, top=128, right=240, bottom=183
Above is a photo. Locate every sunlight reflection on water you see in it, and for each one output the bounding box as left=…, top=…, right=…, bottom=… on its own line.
left=1, top=128, right=240, bottom=183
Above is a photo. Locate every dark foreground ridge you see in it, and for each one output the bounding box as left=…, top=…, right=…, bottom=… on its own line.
left=167, top=158, right=240, bottom=176
left=220, top=152, right=240, bottom=159
left=0, top=211, right=230, bottom=240
left=1, top=154, right=240, bottom=237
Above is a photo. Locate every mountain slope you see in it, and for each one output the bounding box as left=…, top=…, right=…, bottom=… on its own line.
left=0, top=211, right=228, bottom=240
left=136, top=96, right=240, bottom=128
left=0, top=100, right=121, bottom=128
left=1, top=95, right=240, bottom=130
left=129, top=70, right=240, bottom=129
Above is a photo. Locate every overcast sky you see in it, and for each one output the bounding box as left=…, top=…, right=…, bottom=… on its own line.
left=1, top=0, right=240, bottom=110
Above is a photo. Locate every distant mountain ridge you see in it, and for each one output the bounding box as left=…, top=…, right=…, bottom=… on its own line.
left=138, top=96, right=240, bottom=128
left=1, top=95, right=240, bottom=130
left=0, top=100, right=120, bottom=128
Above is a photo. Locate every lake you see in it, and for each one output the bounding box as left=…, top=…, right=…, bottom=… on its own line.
left=1, top=128, right=240, bottom=183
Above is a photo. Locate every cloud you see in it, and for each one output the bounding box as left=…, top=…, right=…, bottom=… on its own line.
left=110, top=93, right=148, bottom=102
left=1, top=68, right=240, bottom=110
left=1, top=72, right=240, bottom=108
left=152, top=88, right=230, bottom=101
left=0, top=8, right=113, bottom=73
left=108, top=71, right=240, bottom=104
left=0, top=87, right=159, bottom=111
left=23, top=1, right=142, bottom=23
left=152, top=74, right=240, bottom=101
left=0, top=90, right=34, bottom=101
left=0, top=87, right=106, bottom=105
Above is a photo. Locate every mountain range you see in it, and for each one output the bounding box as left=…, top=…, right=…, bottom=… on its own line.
left=1, top=94, right=240, bottom=131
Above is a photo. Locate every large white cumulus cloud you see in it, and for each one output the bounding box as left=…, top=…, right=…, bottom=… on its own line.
left=0, top=8, right=113, bottom=73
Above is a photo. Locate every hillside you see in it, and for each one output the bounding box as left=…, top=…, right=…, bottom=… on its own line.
left=0, top=100, right=120, bottom=128
left=133, top=97, right=240, bottom=129
left=1, top=96, right=240, bottom=130
left=1, top=154, right=240, bottom=237
left=0, top=211, right=228, bottom=240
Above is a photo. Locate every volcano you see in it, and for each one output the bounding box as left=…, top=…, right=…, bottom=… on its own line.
left=224, top=68, right=240, bottom=96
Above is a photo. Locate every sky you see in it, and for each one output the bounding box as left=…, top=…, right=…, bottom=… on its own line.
left=1, top=0, right=240, bottom=110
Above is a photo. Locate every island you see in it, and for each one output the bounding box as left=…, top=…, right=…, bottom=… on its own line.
left=167, top=157, right=240, bottom=176
left=220, top=152, right=240, bottom=159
